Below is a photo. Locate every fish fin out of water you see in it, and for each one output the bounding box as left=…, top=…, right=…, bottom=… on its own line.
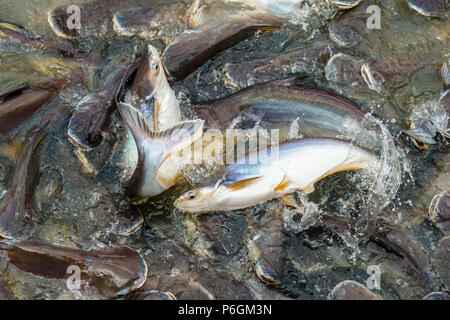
left=187, top=0, right=207, bottom=29
left=274, top=174, right=291, bottom=192
left=281, top=194, right=300, bottom=208
left=118, top=102, right=154, bottom=151
left=150, top=119, right=205, bottom=159
left=302, top=183, right=315, bottom=194
left=118, top=102, right=204, bottom=160
left=226, top=176, right=262, bottom=191
left=308, top=161, right=370, bottom=192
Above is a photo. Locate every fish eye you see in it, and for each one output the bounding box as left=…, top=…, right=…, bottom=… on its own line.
left=187, top=191, right=196, bottom=200
left=150, top=61, right=159, bottom=71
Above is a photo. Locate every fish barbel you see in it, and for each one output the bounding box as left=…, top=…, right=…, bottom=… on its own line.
left=175, top=138, right=378, bottom=213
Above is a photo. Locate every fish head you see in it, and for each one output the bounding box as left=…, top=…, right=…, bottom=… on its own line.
left=131, top=45, right=165, bottom=101
left=174, top=186, right=219, bottom=213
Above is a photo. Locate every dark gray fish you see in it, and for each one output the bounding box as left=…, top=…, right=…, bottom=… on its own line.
left=113, top=2, right=189, bottom=43
left=423, top=292, right=450, bottom=300
left=47, top=0, right=149, bottom=40
left=330, top=0, right=362, bottom=9
left=68, top=51, right=140, bottom=150
left=0, top=240, right=148, bottom=298
left=0, top=124, right=47, bottom=239
left=0, top=22, right=81, bottom=58
left=433, top=236, right=450, bottom=290
left=429, top=192, right=450, bottom=232
left=131, top=290, right=177, bottom=300
left=405, top=0, right=448, bottom=18
left=0, top=80, right=64, bottom=135
left=370, top=225, right=433, bottom=289
left=162, top=4, right=283, bottom=81
left=361, top=55, right=436, bottom=94
left=224, top=41, right=334, bottom=89
left=190, top=78, right=377, bottom=149
left=330, top=280, right=382, bottom=300
left=0, top=282, right=15, bottom=300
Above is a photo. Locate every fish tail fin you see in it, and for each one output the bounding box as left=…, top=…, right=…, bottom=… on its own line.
left=151, top=119, right=205, bottom=159
left=118, top=102, right=153, bottom=151
left=118, top=102, right=204, bottom=159
left=187, top=0, right=207, bottom=29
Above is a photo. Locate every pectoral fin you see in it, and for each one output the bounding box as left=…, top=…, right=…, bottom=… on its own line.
left=274, top=174, right=291, bottom=192
left=226, top=176, right=262, bottom=191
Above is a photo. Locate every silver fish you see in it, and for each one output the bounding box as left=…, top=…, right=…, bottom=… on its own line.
left=175, top=138, right=377, bottom=213
left=118, top=102, right=204, bottom=198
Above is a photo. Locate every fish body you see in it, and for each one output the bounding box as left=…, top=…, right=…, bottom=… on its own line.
left=68, top=45, right=140, bottom=150
left=162, top=0, right=291, bottom=81
left=0, top=22, right=81, bottom=57
left=0, top=80, right=64, bottom=134
left=191, top=78, right=377, bottom=148
left=175, top=138, right=377, bottom=213
left=118, top=102, right=204, bottom=198
left=120, top=45, right=185, bottom=191
left=0, top=124, right=46, bottom=239
left=0, top=240, right=148, bottom=298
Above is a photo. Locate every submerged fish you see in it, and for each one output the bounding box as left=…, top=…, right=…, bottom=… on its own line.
left=224, top=41, right=334, bottom=89
left=47, top=0, right=149, bottom=40
left=330, top=0, right=362, bottom=10
left=190, top=78, right=377, bottom=149
left=405, top=0, right=448, bottom=18
left=0, top=22, right=81, bottom=58
left=162, top=0, right=301, bottom=81
left=68, top=45, right=140, bottom=150
left=175, top=138, right=377, bottom=213
left=0, top=240, right=148, bottom=298
left=0, top=124, right=46, bottom=239
left=113, top=2, right=190, bottom=44
left=118, top=102, right=204, bottom=198
left=0, top=80, right=64, bottom=134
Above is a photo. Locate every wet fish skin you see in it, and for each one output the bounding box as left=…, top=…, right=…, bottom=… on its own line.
left=175, top=138, right=377, bottom=213
left=162, top=8, right=283, bottom=81
left=68, top=56, right=140, bottom=150
left=0, top=22, right=82, bottom=58
left=128, top=45, right=182, bottom=132
left=0, top=80, right=64, bottom=135
left=0, top=282, right=15, bottom=300
left=190, top=78, right=377, bottom=149
left=118, top=102, right=204, bottom=198
left=0, top=239, right=148, bottom=298
left=331, top=280, right=382, bottom=300
left=47, top=0, right=149, bottom=40
left=0, top=124, right=47, bottom=240
left=113, top=2, right=189, bottom=43
left=405, top=0, right=448, bottom=18
left=224, top=41, right=334, bottom=89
